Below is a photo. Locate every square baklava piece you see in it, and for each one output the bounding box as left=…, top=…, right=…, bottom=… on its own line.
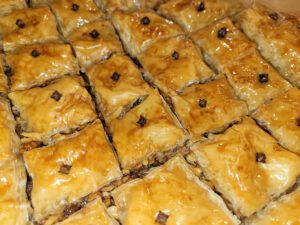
left=191, top=117, right=300, bottom=216
left=112, top=155, right=240, bottom=225
left=0, top=0, right=27, bottom=17
left=138, top=35, right=215, bottom=94
left=0, top=7, right=61, bottom=51
left=23, top=120, right=122, bottom=221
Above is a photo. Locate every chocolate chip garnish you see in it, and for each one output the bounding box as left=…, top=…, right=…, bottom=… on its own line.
left=71, top=3, right=79, bottom=11
left=258, top=73, right=269, bottom=83
left=16, top=19, right=25, bottom=28
left=197, top=2, right=205, bottom=12
left=140, top=16, right=150, bottom=25
left=132, top=57, right=143, bottom=69
left=3, top=66, right=13, bottom=77
left=89, top=29, right=100, bottom=39
left=256, top=152, right=266, bottom=163
left=59, top=164, right=72, bottom=175
left=171, top=51, right=179, bottom=60
left=51, top=90, right=62, bottom=101
left=30, top=49, right=40, bottom=58
left=111, top=72, right=120, bottom=81
left=155, top=211, right=169, bottom=225
left=137, top=115, right=147, bottom=127
left=296, top=118, right=300, bottom=127
left=217, top=27, right=227, bottom=39
left=198, top=99, right=207, bottom=108
left=269, top=12, right=279, bottom=21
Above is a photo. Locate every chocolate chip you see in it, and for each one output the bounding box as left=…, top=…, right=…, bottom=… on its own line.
left=51, top=90, right=62, bottom=101
left=258, top=73, right=269, bottom=83
left=132, top=57, right=143, bottom=69
left=30, top=49, right=40, bottom=58
left=16, top=19, right=25, bottom=28
left=140, top=16, right=150, bottom=25
left=256, top=152, right=266, bottom=163
left=3, top=66, right=13, bottom=77
left=111, top=72, right=120, bottom=81
left=198, top=99, right=207, bottom=108
left=171, top=51, right=179, bottom=60
left=296, top=118, right=300, bottom=127
left=197, top=2, right=205, bottom=12
left=217, top=27, right=227, bottom=39
left=89, top=29, right=100, bottom=39
left=155, top=211, right=169, bottom=225
left=59, top=164, right=72, bottom=175
left=269, top=12, right=279, bottom=21
left=71, top=3, right=79, bottom=11
left=137, top=115, right=147, bottom=127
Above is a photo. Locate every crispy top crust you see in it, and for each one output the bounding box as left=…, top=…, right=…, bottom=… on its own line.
left=172, top=75, right=248, bottom=143
left=159, top=0, right=244, bottom=33
left=0, top=0, right=27, bottom=17
left=112, top=155, right=239, bottom=225
left=8, top=76, right=97, bottom=142
left=138, top=35, right=215, bottom=94
left=23, top=120, right=121, bottom=221
left=0, top=55, right=8, bottom=94
left=7, top=43, right=79, bottom=91
left=87, top=54, right=150, bottom=119
left=108, top=89, right=186, bottom=169
left=191, top=117, right=300, bottom=216
left=253, top=88, right=300, bottom=155
left=51, top=0, right=104, bottom=37
left=30, top=0, right=53, bottom=7
left=111, top=9, right=183, bottom=56
left=191, top=18, right=256, bottom=71
left=0, top=7, right=61, bottom=52
left=246, top=187, right=300, bottom=225
left=57, top=199, right=119, bottom=225
left=68, top=20, right=123, bottom=69
left=224, top=51, right=291, bottom=111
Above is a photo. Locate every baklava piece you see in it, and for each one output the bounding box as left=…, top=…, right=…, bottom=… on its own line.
left=51, top=0, right=104, bottom=37
left=171, top=75, right=248, bottom=143
left=224, top=51, right=291, bottom=111
left=0, top=0, right=27, bottom=17
left=68, top=20, right=123, bottom=69
left=86, top=55, right=150, bottom=119
left=107, top=89, right=187, bottom=170
left=6, top=43, right=79, bottom=91
left=191, top=18, right=256, bottom=72
left=0, top=7, right=61, bottom=52
left=191, top=117, right=300, bottom=216
left=56, top=199, right=118, bottom=225
left=246, top=186, right=300, bottom=225
left=158, top=0, right=244, bottom=33
left=253, top=88, right=300, bottom=156
left=23, top=120, right=122, bottom=221
left=9, top=76, right=97, bottom=143
left=111, top=9, right=183, bottom=56
left=238, top=4, right=300, bottom=87
left=112, top=155, right=240, bottom=225
left=138, top=35, right=215, bottom=94
left=0, top=54, right=8, bottom=94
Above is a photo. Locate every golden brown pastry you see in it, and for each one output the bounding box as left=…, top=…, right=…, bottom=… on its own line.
left=6, top=43, right=79, bottom=91
left=138, top=35, right=215, bottom=94
left=0, top=54, right=8, bottom=94
left=191, top=117, right=300, bottom=216
left=111, top=9, right=183, bottom=56
left=112, top=155, right=240, bottom=225
left=224, top=51, right=291, bottom=111
left=0, top=0, right=27, bottom=17
left=68, top=20, right=123, bottom=69
left=51, top=0, right=105, bottom=37
left=171, top=75, right=248, bottom=143
left=191, top=18, right=256, bottom=72
left=159, top=0, right=244, bottom=33
left=23, top=120, right=122, bottom=221
left=107, top=89, right=187, bottom=169
left=86, top=54, right=151, bottom=119
left=30, top=0, right=53, bottom=7
left=0, top=7, right=61, bottom=52
left=253, top=88, right=300, bottom=156
left=9, top=76, right=97, bottom=143
left=238, top=4, right=300, bottom=88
